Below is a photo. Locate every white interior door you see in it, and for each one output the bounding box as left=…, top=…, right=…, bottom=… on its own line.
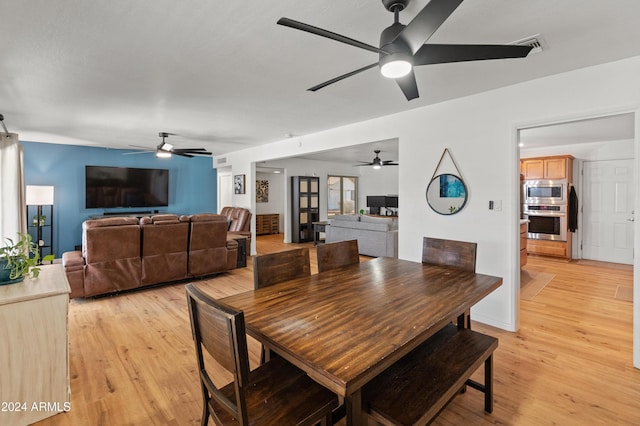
left=218, top=171, right=233, bottom=212
left=582, top=159, right=635, bottom=264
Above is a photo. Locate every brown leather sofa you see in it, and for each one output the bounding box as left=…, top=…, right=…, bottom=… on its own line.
left=62, top=214, right=239, bottom=298
left=141, top=214, right=190, bottom=285
left=187, top=213, right=237, bottom=276
left=220, top=206, right=252, bottom=238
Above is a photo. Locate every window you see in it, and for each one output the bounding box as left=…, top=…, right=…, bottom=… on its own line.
left=328, top=176, right=357, bottom=218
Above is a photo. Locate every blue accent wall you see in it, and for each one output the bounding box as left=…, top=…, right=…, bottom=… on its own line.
left=21, top=141, right=217, bottom=257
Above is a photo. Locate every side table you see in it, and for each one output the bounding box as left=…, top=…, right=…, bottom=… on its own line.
left=228, top=234, right=248, bottom=267
left=312, top=221, right=328, bottom=246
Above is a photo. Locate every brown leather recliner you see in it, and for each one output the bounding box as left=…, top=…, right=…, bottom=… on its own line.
left=140, top=214, right=190, bottom=285
left=220, top=206, right=252, bottom=234
left=187, top=213, right=238, bottom=276
left=82, top=217, right=142, bottom=297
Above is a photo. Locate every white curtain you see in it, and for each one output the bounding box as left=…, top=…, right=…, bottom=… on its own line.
left=0, top=132, right=26, bottom=243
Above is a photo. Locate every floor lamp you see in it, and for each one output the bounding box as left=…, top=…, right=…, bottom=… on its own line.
left=25, top=185, right=55, bottom=260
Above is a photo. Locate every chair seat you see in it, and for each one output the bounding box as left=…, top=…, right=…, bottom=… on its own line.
left=212, top=356, right=338, bottom=425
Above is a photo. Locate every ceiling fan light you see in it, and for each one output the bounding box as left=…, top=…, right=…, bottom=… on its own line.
left=372, top=164, right=382, bottom=170
left=380, top=53, right=413, bottom=79
left=156, top=151, right=172, bottom=158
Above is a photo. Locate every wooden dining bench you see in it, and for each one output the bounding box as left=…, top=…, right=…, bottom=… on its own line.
left=363, top=324, right=498, bottom=426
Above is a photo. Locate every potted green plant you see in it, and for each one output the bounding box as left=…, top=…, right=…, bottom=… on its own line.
left=32, top=214, right=46, bottom=226
left=0, top=233, right=54, bottom=285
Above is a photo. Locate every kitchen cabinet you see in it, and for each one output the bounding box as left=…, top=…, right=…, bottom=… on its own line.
left=521, top=155, right=574, bottom=180
left=256, top=214, right=279, bottom=235
left=527, top=239, right=572, bottom=259
left=520, top=221, right=528, bottom=267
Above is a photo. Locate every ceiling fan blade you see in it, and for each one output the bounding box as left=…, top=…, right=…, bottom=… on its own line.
left=172, top=152, right=194, bottom=158
left=353, top=163, right=374, bottom=166
left=414, top=43, right=533, bottom=65
left=382, top=160, right=398, bottom=165
left=396, top=0, right=464, bottom=55
left=395, top=70, right=419, bottom=101
left=123, top=151, right=153, bottom=156
left=278, top=17, right=387, bottom=55
left=308, top=62, right=379, bottom=92
left=173, top=149, right=212, bottom=155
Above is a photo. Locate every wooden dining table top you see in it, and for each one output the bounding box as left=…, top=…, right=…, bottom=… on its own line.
left=219, top=256, right=502, bottom=399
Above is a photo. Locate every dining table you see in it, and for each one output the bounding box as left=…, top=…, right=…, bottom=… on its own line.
left=219, top=256, right=502, bottom=426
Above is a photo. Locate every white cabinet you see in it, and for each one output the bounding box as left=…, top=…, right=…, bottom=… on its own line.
left=0, top=264, right=70, bottom=425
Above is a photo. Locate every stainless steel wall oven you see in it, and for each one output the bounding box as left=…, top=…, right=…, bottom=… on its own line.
left=524, top=204, right=567, bottom=241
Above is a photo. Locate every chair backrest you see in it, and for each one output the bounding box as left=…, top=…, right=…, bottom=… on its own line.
left=422, top=237, right=477, bottom=272
left=253, top=248, right=311, bottom=289
left=316, top=239, right=360, bottom=273
left=185, top=283, right=251, bottom=425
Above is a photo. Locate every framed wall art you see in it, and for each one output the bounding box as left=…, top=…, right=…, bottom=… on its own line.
left=234, top=174, right=246, bottom=194
left=256, top=179, right=269, bottom=202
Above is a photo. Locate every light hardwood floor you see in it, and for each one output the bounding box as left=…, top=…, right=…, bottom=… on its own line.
left=35, top=235, right=639, bottom=425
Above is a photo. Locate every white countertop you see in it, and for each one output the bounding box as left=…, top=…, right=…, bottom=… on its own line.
left=0, top=264, right=70, bottom=305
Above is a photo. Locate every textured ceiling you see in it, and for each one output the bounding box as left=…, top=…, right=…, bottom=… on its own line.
left=2, top=1, right=640, bottom=159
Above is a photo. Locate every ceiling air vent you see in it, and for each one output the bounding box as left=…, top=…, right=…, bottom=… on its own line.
left=510, top=34, right=546, bottom=55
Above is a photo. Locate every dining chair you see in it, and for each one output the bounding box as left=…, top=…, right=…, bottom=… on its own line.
left=253, top=247, right=311, bottom=363
left=422, top=237, right=477, bottom=328
left=316, top=239, right=360, bottom=273
left=185, top=283, right=338, bottom=426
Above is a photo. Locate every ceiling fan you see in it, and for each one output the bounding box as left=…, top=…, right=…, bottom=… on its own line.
left=277, top=0, right=533, bottom=101
left=354, top=150, right=398, bottom=169
left=128, top=132, right=212, bottom=158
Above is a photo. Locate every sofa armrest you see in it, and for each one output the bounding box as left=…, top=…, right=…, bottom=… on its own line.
left=62, top=251, right=85, bottom=299
left=62, top=250, right=84, bottom=270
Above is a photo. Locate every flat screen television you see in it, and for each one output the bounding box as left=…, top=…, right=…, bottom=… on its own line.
left=385, top=196, right=398, bottom=208
left=366, top=195, right=386, bottom=215
left=366, top=195, right=386, bottom=208
left=85, top=165, right=169, bottom=209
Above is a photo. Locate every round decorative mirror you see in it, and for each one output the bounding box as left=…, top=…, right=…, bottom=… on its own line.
left=426, top=174, right=468, bottom=215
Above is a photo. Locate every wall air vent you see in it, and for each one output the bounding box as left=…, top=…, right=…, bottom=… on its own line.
left=216, top=157, right=227, bottom=165
left=510, top=34, right=546, bottom=55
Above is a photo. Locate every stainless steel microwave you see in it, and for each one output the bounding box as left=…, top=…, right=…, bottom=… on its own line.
left=523, top=180, right=567, bottom=205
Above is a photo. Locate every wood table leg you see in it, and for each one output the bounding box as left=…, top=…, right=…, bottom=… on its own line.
left=346, top=389, right=364, bottom=426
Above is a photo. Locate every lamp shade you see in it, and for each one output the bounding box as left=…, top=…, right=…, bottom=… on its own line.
left=26, top=185, right=54, bottom=205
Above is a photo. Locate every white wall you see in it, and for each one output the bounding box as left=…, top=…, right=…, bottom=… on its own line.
left=358, top=165, right=399, bottom=215
left=521, top=138, right=634, bottom=160
left=216, top=56, right=640, bottom=368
